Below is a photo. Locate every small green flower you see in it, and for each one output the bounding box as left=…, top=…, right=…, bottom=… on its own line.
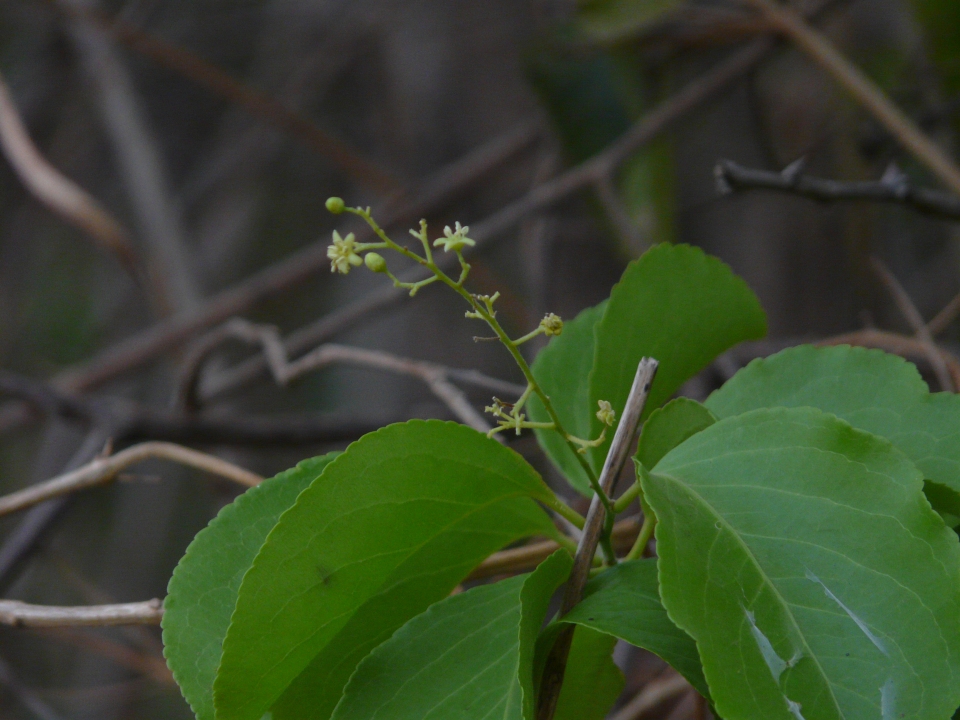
left=326, top=197, right=345, bottom=214
left=327, top=230, right=362, bottom=274
left=364, top=252, right=387, bottom=273
left=596, top=400, right=616, bottom=427
left=539, top=313, right=563, bottom=337
left=433, top=222, right=476, bottom=253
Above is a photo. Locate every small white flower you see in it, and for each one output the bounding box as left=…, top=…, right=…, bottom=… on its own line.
left=327, top=230, right=362, bottom=274
left=433, top=221, right=476, bottom=252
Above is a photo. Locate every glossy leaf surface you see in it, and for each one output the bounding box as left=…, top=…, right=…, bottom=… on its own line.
left=332, top=551, right=571, bottom=720
left=162, top=454, right=338, bottom=720
left=214, top=421, right=559, bottom=720
left=588, top=243, right=766, bottom=472
left=644, top=407, right=960, bottom=720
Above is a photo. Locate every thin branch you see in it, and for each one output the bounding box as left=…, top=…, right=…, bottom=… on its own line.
left=0, top=441, right=261, bottom=518
left=537, top=359, right=659, bottom=720
left=467, top=516, right=641, bottom=581
left=715, top=158, right=960, bottom=219
left=0, top=599, right=163, bottom=628
left=608, top=674, right=691, bottom=720
left=742, top=0, right=960, bottom=196
left=928, top=292, right=960, bottom=337
left=869, top=258, right=954, bottom=391
left=0, top=70, right=140, bottom=278
left=34, top=627, right=172, bottom=684
left=176, top=318, right=522, bottom=433
left=52, top=1, right=401, bottom=194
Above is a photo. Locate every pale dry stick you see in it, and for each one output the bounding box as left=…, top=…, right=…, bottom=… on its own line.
left=0, top=71, right=139, bottom=277
left=537, top=358, right=659, bottom=720
left=715, top=158, right=960, bottom=219
left=869, top=257, right=954, bottom=391
left=176, top=318, right=521, bottom=434
left=607, top=674, right=692, bottom=720
left=743, top=0, right=960, bottom=196
left=0, top=599, right=163, bottom=628
left=0, top=441, right=261, bottom=518
left=467, top=516, right=641, bottom=581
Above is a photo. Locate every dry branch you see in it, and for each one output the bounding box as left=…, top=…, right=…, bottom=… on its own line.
left=0, top=70, right=138, bottom=276
left=743, top=0, right=960, bottom=196
left=177, top=319, right=523, bottom=433
left=608, top=674, right=692, bottom=720
left=715, top=158, right=960, bottom=219
left=538, top=359, right=659, bottom=720
left=0, top=599, right=163, bottom=628
left=0, top=442, right=261, bottom=518
left=869, top=258, right=954, bottom=391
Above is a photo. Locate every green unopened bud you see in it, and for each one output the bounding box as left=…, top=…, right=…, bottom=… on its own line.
left=596, top=400, right=616, bottom=427
left=540, top=313, right=563, bottom=337
left=326, top=197, right=345, bottom=214
left=364, top=252, right=387, bottom=273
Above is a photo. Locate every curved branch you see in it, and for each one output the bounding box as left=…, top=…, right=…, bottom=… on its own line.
left=0, top=441, right=261, bottom=518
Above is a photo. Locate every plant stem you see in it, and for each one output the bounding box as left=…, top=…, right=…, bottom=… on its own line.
left=613, top=479, right=641, bottom=514
left=625, top=513, right=655, bottom=562
left=540, top=493, right=586, bottom=531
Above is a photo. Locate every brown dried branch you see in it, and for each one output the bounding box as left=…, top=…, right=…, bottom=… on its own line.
left=742, top=0, right=960, bottom=196
left=176, top=319, right=522, bottom=434
left=52, top=1, right=401, bottom=194
left=608, top=674, right=692, bottom=720
left=0, top=70, right=139, bottom=278
left=0, top=441, right=261, bottom=518
left=34, top=627, right=172, bottom=684
left=928, top=292, right=960, bottom=336
left=715, top=158, right=960, bottom=219
left=467, top=516, right=641, bottom=581
left=538, top=359, right=659, bottom=720
left=0, top=599, right=163, bottom=628
left=869, top=258, right=954, bottom=391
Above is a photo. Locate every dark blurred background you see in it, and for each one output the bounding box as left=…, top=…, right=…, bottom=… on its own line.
left=1, top=0, right=960, bottom=717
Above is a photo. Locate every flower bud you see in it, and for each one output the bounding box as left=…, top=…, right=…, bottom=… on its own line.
left=365, top=252, right=387, bottom=273
left=540, top=313, right=563, bottom=337
left=326, top=197, right=345, bottom=214
left=596, top=400, right=616, bottom=427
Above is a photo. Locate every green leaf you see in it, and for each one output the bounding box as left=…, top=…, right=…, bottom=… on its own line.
left=644, top=407, right=960, bottom=720
left=588, top=244, right=766, bottom=472
left=529, top=302, right=607, bottom=495
left=214, top=420, right=560, bottom=720
left=563, top=559, right=708, bottom=697
left=331, top=550, right=571, bottom=720
left=553, top=627, right=624, bottom=720
left=705, top=344, right=960, bottom=514
left=636, top=397, right=716, bottom=471
left=162, top=453, right=338, bottom=720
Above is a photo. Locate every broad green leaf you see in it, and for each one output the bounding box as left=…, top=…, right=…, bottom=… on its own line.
left=529, top=302, right=607, bottom=495
left=588, top=244, right=766, bottom=472
left=644, top=407, right=960, bottom=720
left=705, top=345, right=960, bottom=513
left=553, top=627, right=623, bottom=720
left=636, top=397, right=716, bottom=471
left=214, top=420, right=559, bottom=720
left=563, top=559, right=708, bottom=697
left=331, top=550, right=571, bottom=720
left=576, top=0, right=683, bottom=45
left=162, top=453, right=338, bottom=720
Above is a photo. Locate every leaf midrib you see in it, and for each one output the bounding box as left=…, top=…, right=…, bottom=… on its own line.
left=654, top=471, right=846, bottom=719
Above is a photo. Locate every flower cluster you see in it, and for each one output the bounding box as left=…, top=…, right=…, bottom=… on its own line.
left=434, top=222, right=475, bottom=253
left=539, top=313, right=563, bottom=337
left=596, top=400, right=616, bottom=427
